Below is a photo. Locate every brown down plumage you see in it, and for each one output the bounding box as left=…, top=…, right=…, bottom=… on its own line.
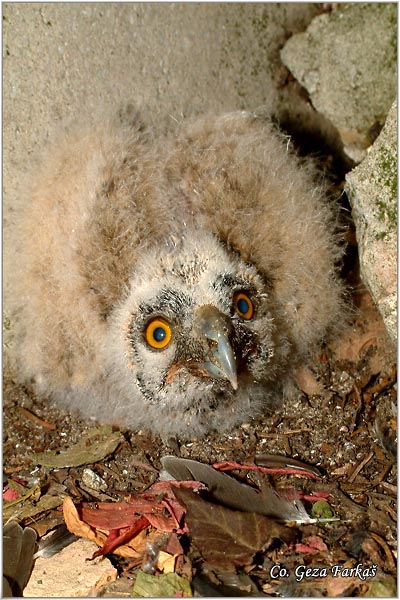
left=7, top=108, right=346, bottom=439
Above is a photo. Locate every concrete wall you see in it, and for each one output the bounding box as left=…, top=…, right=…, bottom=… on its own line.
left=3, top=3, right=319, bottom=225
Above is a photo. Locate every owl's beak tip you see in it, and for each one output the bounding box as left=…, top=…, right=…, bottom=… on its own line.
left=230, top=376, right=239, bottom=391
left=197, top=305, right=238, bottom=390
left=225, top=363, right=238, bottom=390
left=200, top=356, right=238, bottom=390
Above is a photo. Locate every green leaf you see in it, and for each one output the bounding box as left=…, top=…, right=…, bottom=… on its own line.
left=131, top=571, right=192, bottom=597
left=310, top=500, right=334, bottom=519
left=366, top=576, right=397, bottom=597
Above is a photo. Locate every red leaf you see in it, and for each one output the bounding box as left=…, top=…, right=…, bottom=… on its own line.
left=90, top=516, right=150, bottom=559
left=79, top=501, right=152, bottom=530
left=295, top=543, right=320, bottom=554
left=306, top=536, right=328, bottom=552
left=3, top=487, right=19, bottom=501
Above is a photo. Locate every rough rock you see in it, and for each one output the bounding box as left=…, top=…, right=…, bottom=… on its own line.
left=24, top=538, right=117, bottom=597
left=345, top=100, right=397, bottom=345
left=281, top=4, right=397, bottom=163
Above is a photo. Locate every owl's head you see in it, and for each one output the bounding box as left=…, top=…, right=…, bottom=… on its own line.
left=111, top=231, right=289, bottom=436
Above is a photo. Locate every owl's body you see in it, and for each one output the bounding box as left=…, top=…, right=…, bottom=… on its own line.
left=8, top=110, right=345, bottom=438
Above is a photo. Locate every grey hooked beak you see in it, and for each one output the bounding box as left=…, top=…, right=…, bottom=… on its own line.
left=196, top=305, right=238, bottom=390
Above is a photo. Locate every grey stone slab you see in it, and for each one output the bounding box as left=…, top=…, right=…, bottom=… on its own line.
left=346, top=100, right=397, bottom=344
left=3, top=3, right=319, bottom=264
left=281, top=3, right=397, bottom=162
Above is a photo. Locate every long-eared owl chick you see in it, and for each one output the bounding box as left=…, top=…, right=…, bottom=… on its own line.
left=9, top=109, right=345, bottom=439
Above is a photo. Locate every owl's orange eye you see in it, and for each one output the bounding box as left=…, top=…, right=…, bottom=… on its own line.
left=233, top=292, right=254, bottom=320
left=145, top=317, right=172, bottom=349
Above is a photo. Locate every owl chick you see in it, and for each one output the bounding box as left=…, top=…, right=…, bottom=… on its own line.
left=8, top=109, right=345, bottom=439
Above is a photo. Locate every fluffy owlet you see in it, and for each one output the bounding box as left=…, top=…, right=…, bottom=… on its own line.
left=8, top=109, right=345, bottom=439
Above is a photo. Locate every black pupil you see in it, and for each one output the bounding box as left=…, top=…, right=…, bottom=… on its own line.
left=153, top=326, right=166, bottom=342
left=237, top=297, right=249, bottom=314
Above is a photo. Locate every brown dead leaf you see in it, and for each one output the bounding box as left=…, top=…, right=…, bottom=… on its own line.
left=173, top=487, right=295, bottom=573
left=156, top=550, right=177, bottom=574
left=329, top=289, right=394, bottom=370
left=63, top=497, right=108, bottom=547
left=3, top=487, right=19, bottom=502
left=79, top=501, right=152, bottom=530
left=330, top=463, right=355, bottom=478
left=164, top=532, right=184, bottom=557
left=295, top=535, right=328, bottom=554
left=29, top=510, right=65, bottom=537
left=62, top=480, right=190, bottom=560
left=295, top=366, right=324, bottom=396
left=3, top=484, right=62, bottom=524
left=325, top=573, right=355, bottom=597
left=78, top=489, right=186, bottom=533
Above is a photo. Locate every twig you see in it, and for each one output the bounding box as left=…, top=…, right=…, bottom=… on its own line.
left=19, top=406, right=57, bottom=430
left=348, top=452, right=374, bottom=483
left=369, top=532, right=397, bottom=571
left=262, top=428, right=312, bottom=437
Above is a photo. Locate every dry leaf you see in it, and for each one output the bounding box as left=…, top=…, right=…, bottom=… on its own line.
left=62, top=485, right=186, bottom=559
left=63, top=497, right=152, bottom=558
left=132, top=571, right=192, bottom=597
left=329, top=289, right=393, bottom=371
left=324, top=573, right=356, bottom=597
left=3, top=488, right=62, bottom=525
left=78, top=486, right=187, bottom=533
left=173, top=487, right=295, bottom=573
left=3, top=487, right=20, bottom=502
left=156, top=550, right=176, bottom=574
left=295, top=365, right=324, bottom=396
left=31, top=425, right=124, bottom=468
